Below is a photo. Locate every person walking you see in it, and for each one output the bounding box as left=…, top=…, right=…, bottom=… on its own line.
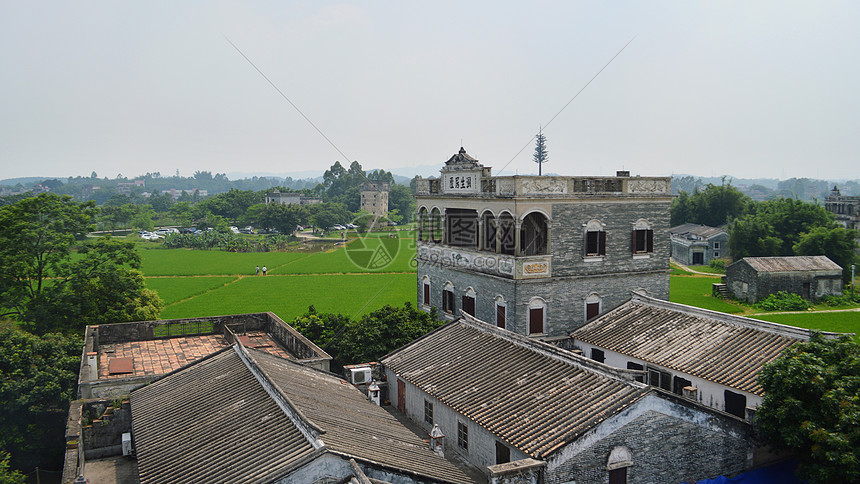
left=256, top=265, right=260, bottom=275
left=262, top=265, right=267, bottom=276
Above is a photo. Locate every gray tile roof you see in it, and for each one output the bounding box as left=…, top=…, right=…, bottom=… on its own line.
left=381, top=317, right=649, bottom=459
left=571, top=294, right=808, bottom=395
left=670, top=223, right=726, bottom=239
left=131, top=345, right=478, bottom=484
left=131, top=349, right=316, bottom=484
left=739, top=255, right=842, bottom=273
left=247, top=350, right=480, bottom=484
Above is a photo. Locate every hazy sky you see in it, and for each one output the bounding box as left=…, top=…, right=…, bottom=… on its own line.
left=2, top=1, right=858, bottom=181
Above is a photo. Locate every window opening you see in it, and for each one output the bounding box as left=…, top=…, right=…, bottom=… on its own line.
left=724, top=390, right=747, bottom=418
left=632, top=228, right=654, bottom=253
left=462, top=294, right=476, bottom=316
left=521, top=212, right=548, bottom=256
left=495, top=441, right=511, bottom=465
left=424, top=399, right=433, bottom=425
left=446, top=208, right=479, bottom=248
left=496, top=304, right=506, bottom=329
left=457, top=421, right=469, bottom=451
left=591, top=348, right=605, bottom=363
left=673, top=376, right=693, bottom=395
left=627, top=362, right=644, bottom=382
left=648, top=368, right=672, bottom=391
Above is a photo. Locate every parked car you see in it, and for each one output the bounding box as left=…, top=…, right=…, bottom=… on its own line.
left=230, top=226, right=240, bottom=234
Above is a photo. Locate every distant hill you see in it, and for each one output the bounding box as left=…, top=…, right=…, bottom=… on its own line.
left=0, top=176, right=62, bottom=186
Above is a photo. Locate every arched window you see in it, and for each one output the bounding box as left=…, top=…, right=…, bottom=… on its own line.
left=585, top=293, right=602, bottom=322
left=584, top=219, right=606, bottom=257
left=422, top=275, right=431, bottom=307
left=431, top=208, right=443, bottom=243
left=494, top=295, right=507, bottom=329
left=498, top=212, right=516, bottom=255
left=418, top=207, right=429, bottom=241
left=528, top=297, right=546, bottom=335
left=462, top=287, right=476, bottom=317
left=442, top=282, right=455, bottom=314
left=481, top=211, right=496, bottom=252
left=632, top=218, right=653, bottom=254
left=606, top=446, right=633, bottom=484
left=521, top=211, right=549, bottom=256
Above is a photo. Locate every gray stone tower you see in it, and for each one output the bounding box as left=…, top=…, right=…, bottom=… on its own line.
left=415, top=147, right=672, bottom=341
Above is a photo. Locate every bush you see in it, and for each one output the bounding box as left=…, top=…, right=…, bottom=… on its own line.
left=708, top=259, right=726, bottom=272
left=757, top=291, right=810, bottom=311
left=819, top=292, right=860, bottom=307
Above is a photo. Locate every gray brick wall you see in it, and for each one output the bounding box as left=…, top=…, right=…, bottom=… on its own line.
left=551, top=201, right=671, bottom=277
left=547, top=410, right=750, bottom=484
left=418, top=259, right=669, bottom=337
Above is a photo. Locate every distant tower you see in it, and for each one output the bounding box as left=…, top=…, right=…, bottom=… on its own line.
left=176, top=169, right=180, bottom=177
left=360, top=182, right=390, bottom=220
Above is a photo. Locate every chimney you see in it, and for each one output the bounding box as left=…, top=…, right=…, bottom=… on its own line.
left=429, top=424, right=445, bottom=457
left=367, top=381, right=381, bottom=406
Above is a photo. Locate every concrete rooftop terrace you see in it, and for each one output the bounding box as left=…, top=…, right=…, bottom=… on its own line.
left=97, top=332, right=290, bottom=380
left=78, top=313, right=331, bottom=399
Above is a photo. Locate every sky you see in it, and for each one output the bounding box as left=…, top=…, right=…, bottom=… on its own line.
left=1, top=1, right=859, bottom=181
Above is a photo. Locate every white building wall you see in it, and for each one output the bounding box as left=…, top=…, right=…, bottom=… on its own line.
left=573, top=341, right=761, bottom=415
left=385, top=367, right=529, bottom=474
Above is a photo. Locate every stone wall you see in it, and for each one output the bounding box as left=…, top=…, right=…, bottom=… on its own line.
left=546, top=396, right=752, bottom=484
left=551, top=200, right=671, bottom=277
left=418, top=259, right=669, bottom=337
left=728, top=262, right=843, bottom=302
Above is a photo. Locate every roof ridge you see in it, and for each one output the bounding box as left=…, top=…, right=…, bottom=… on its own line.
left=458, top=311, right=646, bottom=387
left=626, top=291, right=839, bottom=340
left=235, top=343, right=326, bottom=449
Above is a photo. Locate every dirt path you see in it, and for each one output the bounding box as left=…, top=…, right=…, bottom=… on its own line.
left=671, top=259, right=721, bottom=276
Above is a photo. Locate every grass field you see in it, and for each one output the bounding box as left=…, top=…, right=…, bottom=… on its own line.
left=142, top=231, right=419, bottom=322
left=753, top=311, right=860, bottom=338
left=158, top=273, right=415, bottom=320
left=669, top=275, right=745, bottom=313
left=145, top=277, right=238, bottom=305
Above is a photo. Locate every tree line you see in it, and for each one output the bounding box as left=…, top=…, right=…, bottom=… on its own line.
left=62, top=161, right=417, bottom=235
left=671, top=180, right=859, bottom=282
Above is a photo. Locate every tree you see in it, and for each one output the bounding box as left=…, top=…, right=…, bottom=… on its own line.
left=0, top=324, right=83, bottom=474
left=0, top=452, right=25, bottom=484
left=729, top=198, right=835, bottom=259
left=756, top=333, right=859, bottom=483
left=388, top=184, right=415, bottom=224
left=0, top=194, right=96, bottom=316
left=258, top=202, right=308, bottom=235
left=671, top=180, right=752, bottom=227
left=290, top=303, right=443, bottom=370
left=794, top=226, right=859, bottom=283
left=533, top=130, right=548, bottom=176
left=0, top=195, right=162, bottom=334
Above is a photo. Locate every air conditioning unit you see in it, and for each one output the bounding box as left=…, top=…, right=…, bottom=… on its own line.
left=122, top=432, right=134, bottom=456
left=349, top=367, right=372, bottom=385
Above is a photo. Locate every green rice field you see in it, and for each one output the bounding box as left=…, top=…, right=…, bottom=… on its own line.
left=142, top=232, right=419, bottom=322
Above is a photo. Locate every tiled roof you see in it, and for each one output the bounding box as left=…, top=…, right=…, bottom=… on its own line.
left=98, top=332, right=289, bottom=379
left=132, top=345, right=479, bottom=484
left=571, top=294, right=805, bottom=395
left=131, top=349, right=316, bottom=484
left=670, top=223, right=726, bottom=239
left=248, top=349, right=481, bottom=484
left=739, top=255, right=842, bottom=273
left=381, top=318, right=649, bottom=459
